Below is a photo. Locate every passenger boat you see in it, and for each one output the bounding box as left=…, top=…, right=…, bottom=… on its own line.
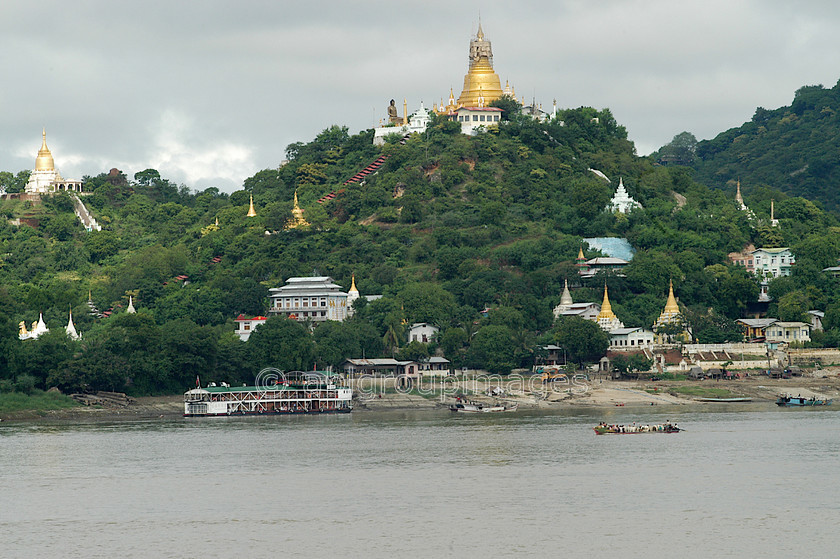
left=593, top=422, right=682, bottom=435
left=775, top=394, right=833, bottom=407
left=184, top=371, right=352, bottom=417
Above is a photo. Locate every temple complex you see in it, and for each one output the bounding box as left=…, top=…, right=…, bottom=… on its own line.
left=25, top=130, right=83, bottom=194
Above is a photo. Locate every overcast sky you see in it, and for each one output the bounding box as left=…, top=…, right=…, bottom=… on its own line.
left=3, top=0, right=840, bottom=193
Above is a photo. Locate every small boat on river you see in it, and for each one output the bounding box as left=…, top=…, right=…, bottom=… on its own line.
left=593, top=422, right=682, bottom=435
left=450, top=398, right=517, bottom=413
left=775, top=394, right=833, bottom=407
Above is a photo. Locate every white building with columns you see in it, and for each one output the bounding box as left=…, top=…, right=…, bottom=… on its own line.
left=25, top=130, right=83, bottom=194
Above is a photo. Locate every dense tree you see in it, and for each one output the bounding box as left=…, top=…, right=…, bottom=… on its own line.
left=554, top=317, right=609, bottom=367
left=247, top=317, right=315, bottom=374
left=466, top=325, right=516, bottom=374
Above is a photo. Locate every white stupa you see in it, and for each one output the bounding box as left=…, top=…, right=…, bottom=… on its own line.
left=65, top=307, right=80, bottom=340
left=19, top=312, right=50, bottom=340
left=607, top=178, right=641, bottom=214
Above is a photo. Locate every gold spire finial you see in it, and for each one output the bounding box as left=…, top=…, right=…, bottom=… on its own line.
left=35, top=128, right=55, bottom=171
left=350, top=274, right=358, bottom=293
left=596, top=282, right=617, bottom=321
left=247, top=194, right=257, bottom=217
left=577, top=246, right=585, bottom=260
left=663, top=279, right=679, bottom=314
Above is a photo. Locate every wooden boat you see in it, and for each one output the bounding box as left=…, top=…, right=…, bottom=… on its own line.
left=450, top=400, right=518, bottom=413
left=695, top=397, right=752, bottom=402
left=775, top=394, right=833, bottom=407
left=593, top=422, right=682, bottom=435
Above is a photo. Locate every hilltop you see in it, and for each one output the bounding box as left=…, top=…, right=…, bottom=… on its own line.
left=660, top=80, right=840, bottom=214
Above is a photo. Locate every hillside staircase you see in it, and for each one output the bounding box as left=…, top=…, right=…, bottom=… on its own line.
left=316, top=134, right=410, bottom=204
left=71, top=194, right=101, bottom=231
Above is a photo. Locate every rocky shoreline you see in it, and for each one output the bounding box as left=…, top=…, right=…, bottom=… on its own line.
left=3, top=373, right=839, bottom=423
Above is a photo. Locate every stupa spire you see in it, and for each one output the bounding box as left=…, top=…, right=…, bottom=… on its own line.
left=663, top=280, right=679, bottom=314
left=126, top=296, right=136, bottom=314
left=35, top=128, right=55, bottom=171
left=559, top=278, right=573, bottom=307
left=247, top=194, right=257, bottom=217
left=66, top=306, right=80, bottom=340
left=457, top=23, right=503, bottom=107
left=597, top=282, right=616, bottom=319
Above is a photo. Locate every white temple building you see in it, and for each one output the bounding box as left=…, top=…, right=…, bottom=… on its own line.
left=606, top=178, right=641, bottom=214
left=25, top=130, right=83, bottom=194
left=373, top=101, right=433, bottom=145
left=553, top=278, right=601, bottom=320
left=19, top=313, right=49, bottom=340
left=66, top=308, right=80, bottom=340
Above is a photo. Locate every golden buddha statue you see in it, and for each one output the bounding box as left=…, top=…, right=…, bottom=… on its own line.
left=387, top=99, right=400, bottom=123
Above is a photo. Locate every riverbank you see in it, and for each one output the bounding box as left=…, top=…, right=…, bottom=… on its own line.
left=3, top=372, right=839, bottom=422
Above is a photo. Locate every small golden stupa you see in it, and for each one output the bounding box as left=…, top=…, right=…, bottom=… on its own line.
left=247, top=194, right=257, bottom=217
left=285, top=191, right=309, bottom=229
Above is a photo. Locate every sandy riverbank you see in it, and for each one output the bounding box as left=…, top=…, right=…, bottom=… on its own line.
left=3, top=373, right=839, bottom=422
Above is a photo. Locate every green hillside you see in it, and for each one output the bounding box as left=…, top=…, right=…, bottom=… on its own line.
left=688, top=81, right=840, bottom=213
left=2, top=104, right=840, bottom=395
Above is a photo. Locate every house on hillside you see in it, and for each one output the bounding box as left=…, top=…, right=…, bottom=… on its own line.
left=765, top=321, right=810, bottom=344
left=736, top=318, right=777, bottom=341
left=419, top=356, right=451, bottom=376
left=408, top=323, right=438, bottom=344
left=609, top=327, right=655, bottom=350
left=234, top=315, right=268, bottom=341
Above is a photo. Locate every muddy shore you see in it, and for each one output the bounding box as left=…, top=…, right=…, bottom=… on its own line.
left=3, top=372, right=839, bottom=423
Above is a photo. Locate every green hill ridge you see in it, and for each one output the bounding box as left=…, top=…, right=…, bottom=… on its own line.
left=1, top=101, right=839, bottom=396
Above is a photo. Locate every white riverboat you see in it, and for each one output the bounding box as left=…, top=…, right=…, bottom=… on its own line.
left=184, top=371, right=352, bottom=417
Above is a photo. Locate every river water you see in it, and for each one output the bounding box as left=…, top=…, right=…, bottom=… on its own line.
left=1, top=406, right=838, bottom=558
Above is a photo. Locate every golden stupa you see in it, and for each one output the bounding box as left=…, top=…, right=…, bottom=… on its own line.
left=35, top=129, right=55, bottom=171
left=596, top=283, right=618, bottom=322
left=595, top=282, right=624, bottom=331
left=656, top=280, right=681, bottom=323
left=286, top=191, right=309, bottom=229
left=247, top=194, right=257, bottom=217
left=456, top=23, right=504, bottom=107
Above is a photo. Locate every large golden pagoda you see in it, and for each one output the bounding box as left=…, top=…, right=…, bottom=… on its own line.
left=456, top=23, right=504, bottom=107
left=35, top=129, right=55, bottom=171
